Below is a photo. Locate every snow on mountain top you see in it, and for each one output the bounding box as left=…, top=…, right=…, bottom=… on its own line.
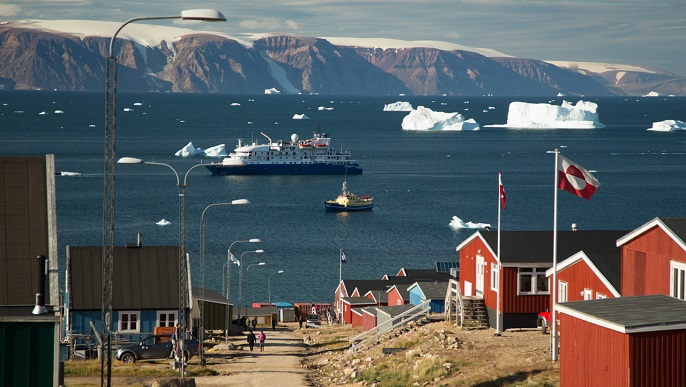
left=546, top=60, right=658, bottom=75
left=7, top=19, right=251, bottom=48
left=321, top=37, right=510, bottom=58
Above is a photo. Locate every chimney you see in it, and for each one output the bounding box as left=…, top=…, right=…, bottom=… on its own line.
left=32, top=255, right=48, bottom=315
left=126, top=232, right=142, bottom=248
left=138, top=232, right=142, bottom=247
left=571, top=223, right=578, bottom=231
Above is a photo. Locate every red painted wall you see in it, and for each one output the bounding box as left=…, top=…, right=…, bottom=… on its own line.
left=362, top=312, right=376, bottom=331
left=551, top=258, right=617, bottom=314
left=629, top=330, right=686, bottom=386
left=387, top=288, right=405, bottom=306
left=351, top=310, right=363, bottom=327
left=622, top=226, right=686, bottom=296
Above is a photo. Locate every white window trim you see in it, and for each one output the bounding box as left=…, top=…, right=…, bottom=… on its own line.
left=157, top=310, right=178, bottom=327
left=491, top=263, right=499, bottom=291
left=596, top=293, right=608, bottom=299
left=670, top=260, right=686, bottom=301
left=119, top=311, right=141, bottom=333
left=558, top=281, right=568, bottom=303
left=517, top=267, right=550, bottom=295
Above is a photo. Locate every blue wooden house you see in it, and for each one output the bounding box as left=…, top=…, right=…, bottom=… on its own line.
left=65, top=245, right=183, bottom=348
left=408, top=281, right=448, bottom=314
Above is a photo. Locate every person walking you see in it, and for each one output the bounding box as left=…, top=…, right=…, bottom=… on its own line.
left=257, top=330, right=266, bottom=352
left=251, top=317, right=257, bottom=331
left=246, top=330, right=256, bottom=351
left=271, top=317, right=277, bottom=331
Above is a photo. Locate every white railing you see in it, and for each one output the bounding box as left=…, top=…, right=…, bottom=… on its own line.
left=348, top=299, right=431, bottom=352
left=445, top=279, right=463, bottom=328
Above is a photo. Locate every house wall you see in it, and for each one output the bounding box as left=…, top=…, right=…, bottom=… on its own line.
left=552, top=259, right=618, bottom=314
left=362, top=312, right=376, bottom=331
left=458, top=237, right=490, bottom=297
left=0, top=319, right=59, bottom=386
left=430, top=299, right=445, bottom=314
left=559, top=313, right=629, bottom=387
left=629, top=330, right=686, bottom=386
left=342, top=303, right=352, bottom=324
left=387, top=288, right=405, bottom=306
left=408, top=288, right=423, bottom=306
left=351, top=310, right=363, bottom=327
left=622, top=227, right=686, bottom=296
left=501, top=266, right=549, bottom=314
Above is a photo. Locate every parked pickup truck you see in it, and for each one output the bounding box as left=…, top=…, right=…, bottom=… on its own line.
left=115, top=334, right=200, bottom=363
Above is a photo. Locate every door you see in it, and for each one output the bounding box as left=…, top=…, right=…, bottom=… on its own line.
left=476, top=254, right=485, bottom=296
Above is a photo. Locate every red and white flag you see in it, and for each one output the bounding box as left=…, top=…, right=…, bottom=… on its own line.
left=499, top=172, right=506, bottom=210
left=557, top=154, right=600, bottom=200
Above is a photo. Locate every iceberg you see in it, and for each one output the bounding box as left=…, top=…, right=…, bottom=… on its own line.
left=264, top=87, right=281, bottom=94
left=648, top=120, right=686, bottom=132
left=204, top=144, right=228, bottom=157
left=401, top=106, right=480, bottom=131
left=449, top=216, right=490, bottom=230
left=175, top=142, right=204, bottom=157
left=54, top=110, right=64, bottom=113
left=292, top=114, right=310, bottom=119
left=123, top=108, right=133, bottom=112
left=59, top=171, right=80, bottom=176
left=156, top=219, right=171, bottom=226
left=318, top=106, right=333, bottom=111
left=487, top=100, right=604, bottom=129
left=39, top=111, right=47, bottom=115
left=643, top=91, right=660, bottom=97
left=383, top=101, right=414, bottom=111
left=230, top=102, right=241, bottom=106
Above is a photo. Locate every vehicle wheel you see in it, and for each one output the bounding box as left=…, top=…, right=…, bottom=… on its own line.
left=120, top=352, right=136, bottom=363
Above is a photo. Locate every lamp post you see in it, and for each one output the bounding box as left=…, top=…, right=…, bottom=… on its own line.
left=238, top=250, right=265, bottom=315
left=198, top=199, right=250, bottom=366
left=117, top=157, right=211, bottom=377
left=102, top=9, right=224, bottom=386
left=268, top=270, right=284, bottom=303
left=246, top=262, right=266, bottom=310
left=225, top=239, right=260, bottom=343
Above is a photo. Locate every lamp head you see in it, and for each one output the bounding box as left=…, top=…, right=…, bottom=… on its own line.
left=231, top=199, right=250, bottom=205
left=117, top=157, right=143, bottom=164
left=249, top=239, right=261, bottom=243
left=180, top=9, right=226, bottom=21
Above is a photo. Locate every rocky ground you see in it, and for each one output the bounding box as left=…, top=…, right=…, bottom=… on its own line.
left=294, top=319, right=559, bottom=386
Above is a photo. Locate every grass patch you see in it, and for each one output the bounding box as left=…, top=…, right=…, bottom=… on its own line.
left=357, top=357, right=450, bottom=386
left=392, top=338, right=418, bottom=349
left=64, top=359, right=211, bottom=378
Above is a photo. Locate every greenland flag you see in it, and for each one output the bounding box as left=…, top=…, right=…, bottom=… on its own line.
left=558, top=154, right=600, bottom=200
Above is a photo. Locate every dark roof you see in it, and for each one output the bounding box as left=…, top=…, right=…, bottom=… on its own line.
left=375, top=304, right=416, bottom=318
left=479, top=230, right=627, bottom=265
left=400, top=269, right=452, bottom=281
left=583, top=251, right=621, bottom=292
left=365, top=290, right=388, bottom=304
left=410, top=281, right=448, bottom=300
left=191, top=288, right=228, bottom=304
left=342, top=272, right=451, bottom=296
left=341, top=297, right=377, bottom=306
left=387, top=284, right=410, bottom=300
left=660, top=218, right=686, bottom=242
left=362, top=306, right=379, bottom=317
left=557, top=295, right=686, bottom=332
left=67, top=245, right=180, bottom=310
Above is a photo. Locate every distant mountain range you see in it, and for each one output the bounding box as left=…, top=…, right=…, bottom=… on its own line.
left=0, top=20, right=684, bottom=96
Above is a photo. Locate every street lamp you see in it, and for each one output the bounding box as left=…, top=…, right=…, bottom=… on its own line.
left=102, top=10, right=225, bottom=385
left=246, top=262, right=267, bottom=310
left=198, top=199, right=250, bottom=366
left=117, top=157, right=211, bottom=377
left=268, top=270, right=285, bottom=303
left=239, top=250, right=265, bottom=314
left=225, top=239, right=260, bottom=343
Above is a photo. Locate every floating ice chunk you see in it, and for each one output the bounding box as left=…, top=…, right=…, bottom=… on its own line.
left=449, top=216, right=490, bottom=230
left=486, top=100, right=604, bottom=129
left=123, top=108, right=133, bottom=112
left=14, top=111, right=23, bottom=113
left=133, top=102, right=143, bottom=105
left=383, top=101, right=414, bottom=111
left=175, top=142, right=204, bottom=157
left=204, top=144, right=228, bottom=157
left=89, top=124, right=95, bottom=127
left=488, top=106, right=495, bottom=110
left=265, top=87, right=281, bottom=94
left=643, top=91, right=660, bottom=97
left=292, top=114, right=310, bottom=119
left=401, top=106, right=480, bottom=131
left=39, top=111, right=47, bottom=115
left=648, top=120, right=686, bottom=132
left=231, top=103, right=241, bottom=106
left=318, top=106, right=333, bottom=111
left=59, top=171, right=81, bottom=176
left=54, top=110, right=64, bottom=113
left=156, top=219, right=171, bottom=226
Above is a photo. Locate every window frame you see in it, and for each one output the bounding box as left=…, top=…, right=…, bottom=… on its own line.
left=670, top=260, right=686, bottom=301
left=490, top=262, right=499, bottom=291
left=517, top=267, right=550, bottom=295
left=157, top=310, right=177, bottom=327
left=119, top=311, right=141, bottom=333
left=558, top=281, right=568, bottom=303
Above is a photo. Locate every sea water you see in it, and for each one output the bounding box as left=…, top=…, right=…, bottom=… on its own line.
left=1, top=91, right=685, bottom=304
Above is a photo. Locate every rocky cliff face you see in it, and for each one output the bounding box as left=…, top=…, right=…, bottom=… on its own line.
left=0, top=25, right=682, bottom=96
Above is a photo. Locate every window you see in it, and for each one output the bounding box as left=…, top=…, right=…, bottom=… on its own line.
left=157, top=311, right=177, bottom=327
left=671, top=261, right=686, bottom=301
left=596, top=293, right=607, bottom=299
left=119, top=311, right=140, bottom=332
left=558, top=281, right=568, bottom=303
left=518, top=267, right=549, bottom=295
left=491, top=263, right=499, bottom=291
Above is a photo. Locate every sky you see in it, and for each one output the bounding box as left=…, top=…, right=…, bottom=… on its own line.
left=1, top=0, right=685, bottom=76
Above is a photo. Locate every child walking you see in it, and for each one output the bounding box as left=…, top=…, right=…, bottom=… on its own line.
left=257, top=330, right=266, bottom=352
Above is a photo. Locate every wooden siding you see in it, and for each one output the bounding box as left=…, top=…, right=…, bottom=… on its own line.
left=622, top=226, right=686, bottom=296
left=362, top=312, right=376, bottom=331
left=559, top=313, right=629, bottom=387
left=458, top=237, right=489, bottom=297
left=552, top=259, right=617, bottom=313
left=387, top=288, right=405, bottom=306
left=351, top=309, right=363, bottom=327
left=342, top=303, right=352, bottom=324
left=629, top=330, right=686, bottom=386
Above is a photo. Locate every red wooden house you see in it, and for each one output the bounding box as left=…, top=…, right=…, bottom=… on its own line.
left=556, top=295, right=686, bottom=386
left=616, top=217, right=686, bottom=299
left=456, top=230, right=626, bottom=329
left=386, top=284, right=409, bottom=306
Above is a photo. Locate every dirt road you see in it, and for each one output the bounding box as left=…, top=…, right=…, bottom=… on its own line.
left=194, top=326, right=309, bottom=387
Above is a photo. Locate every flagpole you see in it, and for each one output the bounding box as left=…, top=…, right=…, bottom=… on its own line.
left=551, top=149, right=559, bottom=361
left=496, top=172, right=502, bottom=335
left=339, top=248, right=343, bottom=325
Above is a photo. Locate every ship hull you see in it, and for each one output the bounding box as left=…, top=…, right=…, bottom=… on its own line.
left=324, top=202, right=373, bottom=212
left=206, top=163, right=363, bottom=176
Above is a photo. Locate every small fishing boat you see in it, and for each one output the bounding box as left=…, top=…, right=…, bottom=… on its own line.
left=324, top=180, right=373, bottom=212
